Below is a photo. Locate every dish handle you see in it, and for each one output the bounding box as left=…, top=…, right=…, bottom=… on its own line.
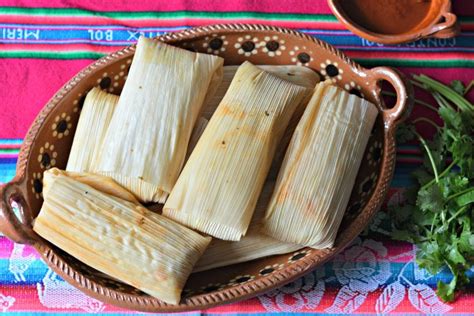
left=423, top=12, right=459, bottom=39
left=0, top=178, right=37, bottom=244
left=366, top=67, right=414, bottom=129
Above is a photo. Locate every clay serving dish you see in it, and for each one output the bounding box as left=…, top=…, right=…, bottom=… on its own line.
left=0, top=24, right=413, bottom=312
left=328, top=0, right=459, bottom=45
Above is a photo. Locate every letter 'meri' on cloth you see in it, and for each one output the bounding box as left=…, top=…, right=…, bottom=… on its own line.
left=163, top=61, right=312, bottom=241
left=96, top=36, right=224, bottom=203
left=262, top=82, right=379, bottom=249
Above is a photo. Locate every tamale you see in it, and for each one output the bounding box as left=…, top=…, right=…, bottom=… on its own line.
left=262, top=82, right=379, bottom=248
left=185, top=117, right=208, bottom=161
left=96, top=36, right=223, bottom=203
left=200, top=65, right=320, bottom=120
left=163, top=61, right=311, bottom=241
left=44, top=168, right=138, bottom=203
left=193, top=182, right=301, bottom=272
left=202, top=65, right=318, bottom=176
left=33, top=169, right=211, bottom=305
left=66, top=87, right=119, bottom=172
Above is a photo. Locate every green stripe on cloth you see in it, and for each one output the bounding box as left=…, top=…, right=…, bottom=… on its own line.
left=0, top=148, right=19, bottom=154
left=2, top=51, right=473, bottom=68
left=0, top=51, right=105, bottom=59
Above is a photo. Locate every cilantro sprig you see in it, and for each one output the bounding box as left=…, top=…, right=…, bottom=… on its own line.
left=390, top=75, right=474, bottom=302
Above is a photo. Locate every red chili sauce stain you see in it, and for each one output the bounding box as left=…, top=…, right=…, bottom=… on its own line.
left=339, top=0, right=432, bottom=35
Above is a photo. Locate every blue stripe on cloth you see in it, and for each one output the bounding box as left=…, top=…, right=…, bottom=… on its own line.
left=390, top=164, right=418, bottom=188
left=0, top=260, right=49, bottom=284
left=1, top=253, right=473, bottom=287
left=0, top=139, right=22, bottom=145
left=0, top=24, right=472, bottom=51
left=0, top=158, right=18, bottom=164
left=0, top=159, right=17, bottom=184
left=2, top=22, right=473, bottom=36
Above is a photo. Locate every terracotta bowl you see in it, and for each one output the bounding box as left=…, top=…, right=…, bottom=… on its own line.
left=328, top=0, right=459, bottom=45
left=0, top=24, right=413, bottom=312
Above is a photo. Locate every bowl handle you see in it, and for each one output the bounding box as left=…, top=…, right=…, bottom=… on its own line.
left=423, top=12, right=459, bottom=39
left=366, top=67, right=414, bottom=129
left=0, top=179, right=37, bottom=244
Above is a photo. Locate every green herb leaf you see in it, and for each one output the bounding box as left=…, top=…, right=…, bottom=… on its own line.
left=438, top=104, right=461, bottom=130
left=417, top=241, right=444, bottom=274
left=425, top=134, right=445, bottom=173
left=455, top=189, right=474, bottom=207
left=458, top=219, right=474, bottom=257
left=417, top=184, right=444, bottom=213
left=389, top=74, right=474, bottom=302
left=439, top=174, right=469, bottom=199
left=450, top=80, right=465, bottom=95
left=447, top=243, right=466, bottom=265
left=396, top=123, right=416, bottom=144
left=437, top=279, right=456, bottom=302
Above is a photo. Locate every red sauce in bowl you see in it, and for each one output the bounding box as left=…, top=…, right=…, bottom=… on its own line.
left=339, top=0, right=432, bottom=35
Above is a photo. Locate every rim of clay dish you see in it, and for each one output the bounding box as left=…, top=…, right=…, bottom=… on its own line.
left=328, top=0, right=457, bottom=44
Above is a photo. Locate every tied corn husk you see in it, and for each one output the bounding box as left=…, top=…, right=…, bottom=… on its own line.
left=66, top=87, right=119, bottom=173
left=33, top=168, right=211, bottom=305
left=96, top=36, right=223, bottom=203
left=163, top=61, right=311, bottom=241
left=44, top=168, right=138, bottom=203
left=193, top=182, right=301, bottom=272
left=201, top=65, right=320, bottom=120
left=262, top=82, right=379, bottom=248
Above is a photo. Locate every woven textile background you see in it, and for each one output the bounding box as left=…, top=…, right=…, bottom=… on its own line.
left=0, top=1, right=473, bottom=314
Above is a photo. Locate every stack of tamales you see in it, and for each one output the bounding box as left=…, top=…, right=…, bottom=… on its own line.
left=163, top=61, right=312, bottom=240
left=33, top=35, right=380, bottom=306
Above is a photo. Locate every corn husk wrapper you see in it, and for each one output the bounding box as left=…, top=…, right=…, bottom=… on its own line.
left=262, top=82, right=379, bottom=248
left=33, top=169, right=211, bottom=305
left=201, top=65, right=320, bottom=120
left=44, top=168, right=138, bottom=203
left=185, top=117, right=208, bottom=161
left=193, top=182, right=301, bottom=272
left=145, top=116, right=208, bottom=211
left=96, top=37, right=223, bottom=203
left=202, top=65, right=318, bottom=172
left=163, top=61, right=311, bottom=241
left=66, top=87, right=119, bottom=173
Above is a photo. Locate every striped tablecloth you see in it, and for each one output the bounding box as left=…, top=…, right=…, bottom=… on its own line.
left=0, top=1, right=473, bottom=314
